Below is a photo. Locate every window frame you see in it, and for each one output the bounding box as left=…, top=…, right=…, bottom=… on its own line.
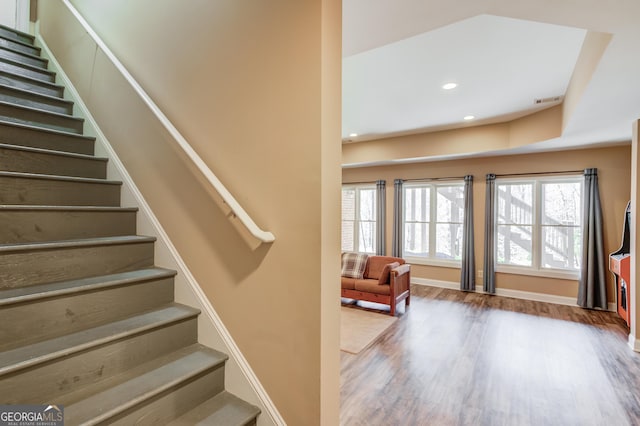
left=402, top=181, right=465, bottom=267
left=495, top=175, right=583, bottom=280
left=341, top=183, right=377, bottom=254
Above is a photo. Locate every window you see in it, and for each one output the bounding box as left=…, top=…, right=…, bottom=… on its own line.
left=496, top=177, right=582, bottom=276
left=403, top=182, right=464, bottom=264
left=342, top=185, right=377, bottom=253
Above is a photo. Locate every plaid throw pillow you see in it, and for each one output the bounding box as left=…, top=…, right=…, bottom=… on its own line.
left=341, top=252, right=369, bottom=279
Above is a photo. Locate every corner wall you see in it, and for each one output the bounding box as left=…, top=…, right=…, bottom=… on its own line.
left=343, top=145, right=631, bottom=302
left=37, top=0, right=341, bottom=424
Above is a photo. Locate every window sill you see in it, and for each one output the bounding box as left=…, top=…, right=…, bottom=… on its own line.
left=495, top=265, right=579, bottom=281
left=404, top=256, right=461, bottom=269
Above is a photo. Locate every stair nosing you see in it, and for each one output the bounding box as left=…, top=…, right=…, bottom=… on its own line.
left=0, top=142, right=107, bottom=161
left=0, top=205, right=137, bottom=212
left=0, top=170, right=121, bottom=184
left=0, top=235, right=157, bottom=253
left=0, top=82, right=73, bottom=106
left=0, top=304, right=200, bottom=376
left=0, top=45, right=48, bottom=65
left=0, top=119, right=94, bottom=140
left=67, top=345, right=227, bottom=425
left=0, top=99, right=83, bottom=122
left=0, top=68, right=63, bottom=90
left=0, top=267, right=177, bottom=307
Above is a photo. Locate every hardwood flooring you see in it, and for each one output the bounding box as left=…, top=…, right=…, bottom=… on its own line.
left=340, top=285, right=640, bottom=426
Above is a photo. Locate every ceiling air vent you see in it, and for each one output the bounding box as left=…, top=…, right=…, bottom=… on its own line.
left=534, top=96, right=562, bottom=105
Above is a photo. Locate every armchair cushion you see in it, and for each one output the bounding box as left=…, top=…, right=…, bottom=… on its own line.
left=378, top=261, right=400, bottom=284
left=355, top=279, right=391, bottom=295
left=364, top=255, right=406, bottom=280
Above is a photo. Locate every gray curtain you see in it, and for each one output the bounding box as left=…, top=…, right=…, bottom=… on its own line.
left=577, top=168, right=607, bottom=309
left=376, top=180, right=386, bottom=255
left=483, top=174, right=496, bottom=294
left=392, top=179, right=404, bottom=257
left=460, top=175, right=475, bottom=291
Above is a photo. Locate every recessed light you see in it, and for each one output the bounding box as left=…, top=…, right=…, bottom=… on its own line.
left=463, top=115, right=475, bottom=121
left=442, top=83, right=458, bottom=90
left=349, top=133, right=358, bottom=138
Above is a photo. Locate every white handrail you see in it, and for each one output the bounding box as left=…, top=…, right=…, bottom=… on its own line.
left=61, top=0, right=275, bottom=244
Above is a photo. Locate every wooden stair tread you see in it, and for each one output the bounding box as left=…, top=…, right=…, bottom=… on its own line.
left=0, top=234, right=156, bottom=253
left=0, top=44, right=47, bottom=62
left=168, top=391, right=261, bottom=426
left=0, top=45, right=48, bottom=69
left=0, top=55, right=55, bottom=76
left=0, top=205, right=135, bottom=211
left=0, top=82, right=73, bottom=105
left=0, top=170, right=120, bottom=184
left=0, top=33, right=39, bottom=51
left=63, top=344, right=227, bottom=424
left=0, top=24, right=35, bottom=43
left=0, top=303, right=199, bottom=376
left=0, top=142, right=106, bottom=161
left=0, top=267, right=175, bottom=306
left=0, top=99, right=82, bottom=121
left=0, top=118, right=93, bottom=140
left=0, top=68, right=64, bottom=91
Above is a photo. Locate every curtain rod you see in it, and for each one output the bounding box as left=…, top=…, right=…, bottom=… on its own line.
left=495, top=170, right=583, bottom=178
left=343, top=180, right=385, bottom=185
left=402, top=175, right=468, bottom=182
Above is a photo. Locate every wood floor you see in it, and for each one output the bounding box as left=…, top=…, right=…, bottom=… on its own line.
left=340, top=285, right=640, bottom=426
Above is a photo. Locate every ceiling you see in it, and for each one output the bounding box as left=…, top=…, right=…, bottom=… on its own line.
left=342, top=0, right=640, bottom=162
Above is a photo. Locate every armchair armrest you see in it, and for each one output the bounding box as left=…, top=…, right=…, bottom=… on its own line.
left=391, top=264, right=410, bottom=277
left=389, top=263, right=411, bottom=299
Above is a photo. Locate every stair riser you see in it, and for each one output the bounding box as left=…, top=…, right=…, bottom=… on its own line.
left=0, top=102, right=83, bottom=134
left=0, top=71, right=64, bottom=98
left=0, top=209, right=135, bottom=243
left=0, top=37, right=40, bottom=56
left=0, top=176, right=120, bottom=206
left=0, top=278, right=175, bottom=351
left=106, top=366, right=226, bottom=425
left=0, top=59, right=55, bottom=83
left=0, top=28, right=33, bottom=46
left=0, top=318, right=198, bottom=404
left=0, top=121, right=93, bottom=155
left=0, top=147, right=106, bottom=179
left=0, top=241, right=154, bottom=288
left=0, top=86, right=73, bottom=115
left=0, top=48, right=47, bottom=69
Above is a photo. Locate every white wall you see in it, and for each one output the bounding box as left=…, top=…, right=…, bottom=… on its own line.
left=0, top=0, right=30, bottom=32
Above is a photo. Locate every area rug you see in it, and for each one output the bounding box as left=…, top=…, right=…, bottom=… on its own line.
left=340, top=306, right=397, bottom=354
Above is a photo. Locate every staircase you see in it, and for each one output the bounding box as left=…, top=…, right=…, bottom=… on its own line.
left=0, top=24, right=260, bottom=425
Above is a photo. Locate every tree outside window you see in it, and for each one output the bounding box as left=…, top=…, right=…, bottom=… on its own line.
left=496, top=177, right=582, bottom=274
left=403, top=183, right=464, bottom=263
left=342, top=185, right=376, bottom=253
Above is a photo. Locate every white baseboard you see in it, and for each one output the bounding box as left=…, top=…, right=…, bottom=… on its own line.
left=412, top=277, right=616, bottom=312
left=628, top=334, right=640, bottom=352
left=35, top=28, right=284, bottom=426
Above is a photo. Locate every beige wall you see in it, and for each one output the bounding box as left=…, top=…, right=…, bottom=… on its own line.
left=343, top=145, right=631, bottom=301
left=38, top=0, right=341, bottom=424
